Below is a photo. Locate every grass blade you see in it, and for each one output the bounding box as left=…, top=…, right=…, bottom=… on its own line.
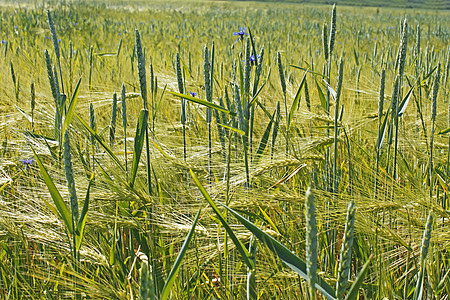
left=189, top=169, right=253, bottom=269
left=344, top=255, right=373, bottom=300
left=31, top=147, right=73, bottom=234
left=75, top=173, right=94, bottom=251
left=376, top=110, right=389, bottom=150
left=397, top=83, right=415, bottom=117
left=130, top=109, right=149, bottom=188
left=254, top=109, right=275, bottom=163
left=161, top=209, right=201, bottom=300
left=288, top=71, right=307, bottom=128
left=220, top=202, right=336, bottom=299
left=61, top=77, right=82, bottom=136
left=75, top=113, right=125, bottom=171
left=168, top=91, right=233, bottom=116
left=315, top=78, right=327, bottom=112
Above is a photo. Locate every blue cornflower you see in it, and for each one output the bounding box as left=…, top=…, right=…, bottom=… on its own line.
left=189, top=91, right=197, bottom=97
left=1, top=40, right=5, bottom=44
left=249, top=54, right=261, bottom=63
left=20, top=158, right=34, bottom=169
left=233, top=27, right=247, bottom=39
left=233, top=27, right=248, bottom=45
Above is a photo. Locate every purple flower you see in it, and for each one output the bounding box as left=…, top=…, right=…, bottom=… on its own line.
left=189, top=91, right=197, bottom=97
left=20, top=158, right=34, bottom=169
left=21, top=158, right=34, bottom=165
left=233, top=27, right=247, bottom=39
left=374, top=37, right=377, bottom=40
left=74, top=22, right=78, bottom=25
left=58, top=38, right=61, bottom=42
left=233, top=27, right=248, bottom=45
left=1, top=40, right=5, bottom=44
left=249, top=54, right=261, bottom=63
left=14, top=26, right=18, bottom=29
left=46, top=36, right=50, bottom=40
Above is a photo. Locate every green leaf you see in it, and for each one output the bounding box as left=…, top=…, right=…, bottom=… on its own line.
left=218, top=123, right=245, bottom=136
left=75, top=113, right=125, bottom=171
left=168, top=91, right=234, bottom=116
left=376, top=111, right=389, bottom=150
left=62, top=77, right=82, bottom=135
left=220, top=202, right=337, bottom=300
left=315, top=78, right=327, bottom=112
left=31, top=147, right=73, bottom=234
left=288, top=71, right=307, bottom=128
left=344, top=255, right=373, bottom=300
left=254, top=109, right=275, bottom=164
left=250, top=67, right=271, bottom=106
left=130, top=109, right=149, bottom=188
left=397, top=83, right=415, bottom=117
left=75, top=172, right=94, bottom=251
left=189, top=169, right=254, bottom=269
left=161, top=209, right=201, bottom=300
left=438, top=127, right=450, bottom=135
left=289, top=65, right=326, bottom=77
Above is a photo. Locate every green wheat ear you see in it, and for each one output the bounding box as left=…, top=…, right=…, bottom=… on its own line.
left=276, top=52, right=286, bottom=99
left=336, top=201, right=356, bottom=299
left=135, top=29, right=147, bottom=108
left=305, top=187, right=317, bottom=296
left=328, top=4, right=337, bottom=57
left=89, top=103, right=96, bottom=146
left=397, top=18, right=408, bottom=77
left=139, top=261, right=155, bottom=300
left=47, top=10, right=60, bottom=61
left=110, top=92, right=118, bottom=147
left=322, top=22, right=329, bottom=61
left=63, top=131, right=79, bottom=224
left=413, top=214, right=433, bottom=300
left=121, top=83, right=127, bottom=130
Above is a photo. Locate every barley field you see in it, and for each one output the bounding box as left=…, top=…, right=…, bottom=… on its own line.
left=0, top=0, right=449, bottom=299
